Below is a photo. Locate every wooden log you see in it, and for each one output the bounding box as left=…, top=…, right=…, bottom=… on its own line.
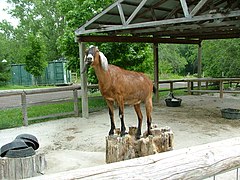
left=106, top=126, right=173, bottom=163
left=0, top=152, right=46, bottom=180
left=27, top=137, right=240, bottom=180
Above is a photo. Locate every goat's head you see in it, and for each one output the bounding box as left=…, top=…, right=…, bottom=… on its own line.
left=82, top=45, right=108, bottom=73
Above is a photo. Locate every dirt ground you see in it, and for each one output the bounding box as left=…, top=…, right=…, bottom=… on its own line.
left=0, top=94, right=240, bottom=178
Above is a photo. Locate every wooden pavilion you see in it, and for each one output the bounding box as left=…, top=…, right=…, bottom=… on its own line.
left=75, top=0, right=240, bottom=118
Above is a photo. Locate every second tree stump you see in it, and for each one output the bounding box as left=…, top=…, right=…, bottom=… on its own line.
left=106, top=125, right=173, bottom=163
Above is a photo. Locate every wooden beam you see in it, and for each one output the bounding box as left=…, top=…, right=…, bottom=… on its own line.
left=190, top=0, right=210, bottom=16
left=77, top=35, right=200, bottom=44
left=75, top=10, right=240, bottom=35
left=79, top=42, right=89, bottom=118
left=75, top=0, right=124, bottom=35
left=126, top=0, right=148, bottom=25
left=27, top=137, right=240, bottom=180
left=117, top=1, right=126, bottom=25
left=197, top=42, right=202, bottom=79
left=179, top=0, right=190, bottom=18
left=153, top=43, right=159, bottom=103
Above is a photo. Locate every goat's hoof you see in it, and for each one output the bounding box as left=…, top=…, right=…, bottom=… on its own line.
left=135, top=136, right=141, bottom=140
left=108, top=131, right=114, bottom=136
left=120, top=132, right=128, bottom=137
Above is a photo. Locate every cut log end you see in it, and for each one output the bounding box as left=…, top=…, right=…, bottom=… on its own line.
left=0, top=152, right=46, bottom=179
left=106, top=126, right=173, bottom=163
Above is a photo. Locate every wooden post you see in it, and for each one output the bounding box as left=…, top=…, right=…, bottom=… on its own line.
left=106, top=125, right=173, bottom=163
left=79, top=42, right=89, bottom=118
left=187, top=81, right=191, bottom=95
left=0, top=153, right=46, bottom=179
left=220, top=80, right=224, bottom=98
left=197, top=42, right=202, bottom=93
left=21, top=91, right=28, bottom=126
left=153, top=43, right=159, bottom=103
left=170, top=82, right=173, bottom=92
left=73, top=89, right=79, bottom=117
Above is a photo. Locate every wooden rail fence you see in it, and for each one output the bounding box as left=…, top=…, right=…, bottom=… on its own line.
left=0, top=84, right=97, bottom=126
left=27, top=137, right=240, bottom=180
left=158, top=78, right=240, bottom=98
left=0, top=77, right=239, bottom=126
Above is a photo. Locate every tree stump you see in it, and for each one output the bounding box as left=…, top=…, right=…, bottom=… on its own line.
left=106, top=126, right=173, bottom=163
left=0, top=152, right=46, bottom=179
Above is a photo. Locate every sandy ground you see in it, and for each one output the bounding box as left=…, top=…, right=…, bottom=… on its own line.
left=0, top=94, right=240, bottom=179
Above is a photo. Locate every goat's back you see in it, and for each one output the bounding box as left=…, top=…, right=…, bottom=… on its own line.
left=104, top=65, right=153, bottom=104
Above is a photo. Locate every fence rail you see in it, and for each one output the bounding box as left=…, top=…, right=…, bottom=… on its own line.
left=158, top=78, right=240, bottom=98
left=27, top=137, right=240, bottom=180
left=0, top=84, right=97, bottom=126
left=0, top=78, right=240, bottom=126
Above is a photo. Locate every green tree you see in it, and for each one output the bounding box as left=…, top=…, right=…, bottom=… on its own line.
left=85, top=42, right=153, bottom=84
left=6, top=0, right=65, bottom=62
left=203, top=39, right=240, bottom=77
left=0, top=60, right=11, bottom=85
left=158, top=44, right=188, bottom=75
left=25, top=34, right=47, bottom=80
left=56, top=0, right=115, bottom=74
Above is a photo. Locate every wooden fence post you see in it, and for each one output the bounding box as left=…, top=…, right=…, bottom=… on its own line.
left=21, top=91, right=28, bottom=126
left=73, top=89, right=80, bottom=117
left=220, top=80, right=224, bottom=98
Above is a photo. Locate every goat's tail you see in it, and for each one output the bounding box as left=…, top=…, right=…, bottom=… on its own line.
left=153, top=85, right=157, bottom=94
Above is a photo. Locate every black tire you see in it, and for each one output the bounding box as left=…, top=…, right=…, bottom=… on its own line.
left=17, top=138, right=37, bottom=150
left=5, top=147, right=35, bottom=158
left=15, top=134, right=39, bottom=150
left=0, top=139, right=28, bottom=157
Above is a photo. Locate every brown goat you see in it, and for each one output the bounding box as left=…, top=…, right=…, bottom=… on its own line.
left=82, top=45, right=154, bottom=139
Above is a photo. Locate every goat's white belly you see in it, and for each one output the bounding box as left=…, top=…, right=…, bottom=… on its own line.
left=125, top=100, right=141, bottom=105
left=105, top=97, right=141, bottom=105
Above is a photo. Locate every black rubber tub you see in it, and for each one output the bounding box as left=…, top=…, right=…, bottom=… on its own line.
left=165, top=98, right=182, bottom=107
left=221, top=108, right=240, bottom=119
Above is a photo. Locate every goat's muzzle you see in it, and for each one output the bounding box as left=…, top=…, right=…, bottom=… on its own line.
left=81, top=58, right=93, bottom=74
left=81, top=61, right=91, bottom=74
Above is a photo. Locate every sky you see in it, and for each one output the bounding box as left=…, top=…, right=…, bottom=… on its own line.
left=0, top=0, right=19, bottom=27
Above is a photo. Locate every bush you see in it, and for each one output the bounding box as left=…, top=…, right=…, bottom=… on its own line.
left=0, top=60, right=11, bottom=85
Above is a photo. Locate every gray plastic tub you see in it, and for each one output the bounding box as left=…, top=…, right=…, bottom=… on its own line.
left=221, top=108, right=240, bottom=119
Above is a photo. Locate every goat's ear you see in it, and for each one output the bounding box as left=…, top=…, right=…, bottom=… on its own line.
left=99, top=52, right=108, bottom=71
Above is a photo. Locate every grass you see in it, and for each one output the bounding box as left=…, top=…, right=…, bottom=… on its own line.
left=0, top=85, right=54, bottom=90
left=0, top=83, right=187, bottom=130
left=0, top=96, right=107, bottom=130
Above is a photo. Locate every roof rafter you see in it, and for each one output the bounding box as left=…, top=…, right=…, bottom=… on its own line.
left=180, top=0, right=190, bottom=17
left=77, top=35, right=201, bottom=44
left=75, top=10, right=240, bottom=35
left=190, top=0, right=210, bottom=16
left=126, top=0, right=148, bottom=25
left=75, top=0, right=240, bottom=42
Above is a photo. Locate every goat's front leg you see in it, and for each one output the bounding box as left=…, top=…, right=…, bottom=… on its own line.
left=118, top=101, right=127, bottom=137
left=106, top=100, right=115, bottom=136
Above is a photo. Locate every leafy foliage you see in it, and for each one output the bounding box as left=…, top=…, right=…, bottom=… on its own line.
left=25, top=34, right=47, bottom=78
left=202, top=39, right=240, bottom=77
left=0, top=61, right=11, bottom=85
left=158, top=44, right=188, bottom=75
left=0, top=0, right=240, bottom=83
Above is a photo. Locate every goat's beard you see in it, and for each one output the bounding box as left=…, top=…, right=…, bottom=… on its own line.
left=81, top=62, right=91, bottom=74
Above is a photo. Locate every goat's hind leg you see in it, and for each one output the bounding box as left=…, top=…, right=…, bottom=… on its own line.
left=145, top=98, right=153, bottom=136
left=106, top=100, right=115, bottom=136
left=134, top=103, right=143, bottom=139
